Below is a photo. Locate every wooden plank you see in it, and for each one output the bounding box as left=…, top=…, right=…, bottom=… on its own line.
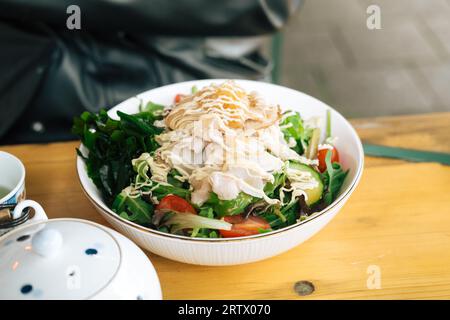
left=353, top=112, right=450, bottom=168
left=1, top=112, right=449, bottom=299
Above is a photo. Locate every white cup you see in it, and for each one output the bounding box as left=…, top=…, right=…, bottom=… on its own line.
left=0, top=151, right=47, bottom=236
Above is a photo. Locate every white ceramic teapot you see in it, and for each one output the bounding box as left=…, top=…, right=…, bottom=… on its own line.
left=0, top=201, right=162, bottom=300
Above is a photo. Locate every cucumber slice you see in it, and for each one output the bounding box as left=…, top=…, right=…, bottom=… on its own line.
left=288, top=162, right=324, bottom=206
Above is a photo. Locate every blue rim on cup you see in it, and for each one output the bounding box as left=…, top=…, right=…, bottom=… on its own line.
left=0, top=151, right=48, bottom=236
left=0, top=151, right=26, bottom=208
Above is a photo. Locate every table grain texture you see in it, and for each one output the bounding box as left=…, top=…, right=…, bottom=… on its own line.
left=1, top=112, right=450, bottom=300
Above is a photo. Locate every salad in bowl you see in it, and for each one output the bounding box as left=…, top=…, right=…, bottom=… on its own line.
left=74, top=81, right=349, bottom=239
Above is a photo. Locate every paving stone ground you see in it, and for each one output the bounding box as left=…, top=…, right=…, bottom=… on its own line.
left=281, top=0, right=450, bottom=118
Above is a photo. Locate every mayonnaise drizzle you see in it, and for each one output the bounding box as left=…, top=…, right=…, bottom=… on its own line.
left=132, top=81, right=318, bottom=206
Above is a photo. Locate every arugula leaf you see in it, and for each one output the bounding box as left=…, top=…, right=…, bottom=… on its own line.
left=151, top=184, right=190, bottom=201
left=188, top=228, right=219, bottom=238
left=321, top=150, right=349, bottom=205
left=258, top=201, right=298, bottom=230
left=112, top=192, right=154, bottom=225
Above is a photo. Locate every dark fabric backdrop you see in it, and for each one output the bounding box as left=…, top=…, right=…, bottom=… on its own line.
left=0, top=0, right=300, bottom=144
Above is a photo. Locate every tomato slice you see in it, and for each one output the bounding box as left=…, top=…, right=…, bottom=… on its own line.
left=219, top=214, right=271, bottom=238
left=317, top=147, right=339, bottom=173
left=174, top=94, right=186, bottom=103
left=156, top=195, right=196, bottom=215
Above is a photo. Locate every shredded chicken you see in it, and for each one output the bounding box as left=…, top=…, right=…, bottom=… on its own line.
left=139, top=80, right=317, bottom=206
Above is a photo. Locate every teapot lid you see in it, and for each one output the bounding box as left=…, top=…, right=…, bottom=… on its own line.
left=0, top=219, right=121, bottom=299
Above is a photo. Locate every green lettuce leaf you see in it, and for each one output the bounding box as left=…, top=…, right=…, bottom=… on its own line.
left=280, top=111, right=313, bottom=154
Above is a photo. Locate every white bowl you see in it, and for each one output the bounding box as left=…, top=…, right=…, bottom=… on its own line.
left=77, top=79, right=364, bottom=266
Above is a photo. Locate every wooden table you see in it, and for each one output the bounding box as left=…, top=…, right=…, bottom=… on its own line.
left=1, top=112, right=450, bottom=300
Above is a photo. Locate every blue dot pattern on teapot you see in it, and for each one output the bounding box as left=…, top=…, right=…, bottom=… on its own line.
left=20, top=284, right=33, bottom=294
left=85, top=248, right=98, bottom=255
